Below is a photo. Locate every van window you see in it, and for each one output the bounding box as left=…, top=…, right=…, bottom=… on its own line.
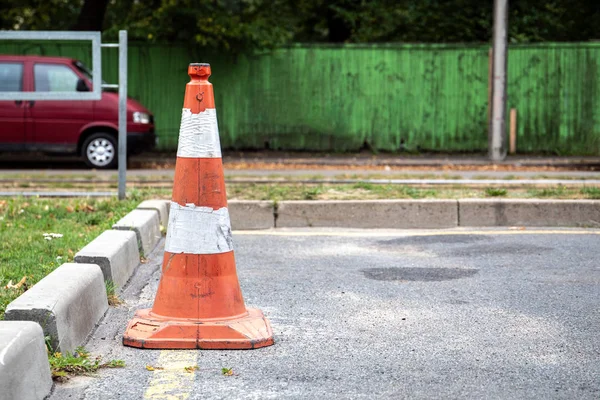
left=73, top=60, right=93, bottom=81
left=0, top=63, right=23, bottom=92
left=34, top=64, right=79, bottom=92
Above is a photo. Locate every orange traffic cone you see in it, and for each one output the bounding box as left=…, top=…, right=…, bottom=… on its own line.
left=123, top=63, right=274, bottom=349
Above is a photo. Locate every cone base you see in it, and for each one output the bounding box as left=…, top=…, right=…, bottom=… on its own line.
left=122, top=308, right=274, bottom=350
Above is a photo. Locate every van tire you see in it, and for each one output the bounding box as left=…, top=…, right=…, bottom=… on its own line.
left=82, top=132, right=118, bottom=169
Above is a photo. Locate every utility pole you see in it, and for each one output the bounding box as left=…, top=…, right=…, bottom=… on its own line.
left=117, top=30, right=128, bottom=200
left=489, top=0, right=508, bottom=162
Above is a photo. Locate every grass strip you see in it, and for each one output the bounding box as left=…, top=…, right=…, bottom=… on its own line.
left=61, top=184, right=600, bottom=202
left=0, top=196, right=140, bottom=319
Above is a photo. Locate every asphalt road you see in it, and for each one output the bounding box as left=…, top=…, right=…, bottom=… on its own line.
left=51, top=228, right=600, bottom=400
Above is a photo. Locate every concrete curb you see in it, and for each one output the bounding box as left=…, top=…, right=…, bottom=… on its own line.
left=117, top=199, right=600, bottom=230
left=5, top=263, right=108, bottom=353
left=137, top=199, right=170, bottom=229
left=0, top=321, right=53, bottom=400
left=276, top=200, right=458, bottom=228
left=229, top=200, right=275, bottom=230
left=74, top=230, right=140, bottom=289
left=112, top=209, right=161, bottom=256
left=458, top=199, right=600, bottom=227
left=261, top=199, right=600, bottom=228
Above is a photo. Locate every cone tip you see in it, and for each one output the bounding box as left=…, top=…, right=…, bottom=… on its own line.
left=188, top=63, right=211, bottom=79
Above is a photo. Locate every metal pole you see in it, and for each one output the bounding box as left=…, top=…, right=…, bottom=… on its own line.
left=118, top=30, right=128, bottom=200
left=489, top=0, right=508, bottom=162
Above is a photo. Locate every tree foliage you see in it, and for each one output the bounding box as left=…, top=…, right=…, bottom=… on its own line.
left=292, top=0, right=600, bottom=44
left=0, top=0, right=80, bottom=31
left=102, top=0, right=296, bottom=50
left=1, top=0, right=599, bottom=52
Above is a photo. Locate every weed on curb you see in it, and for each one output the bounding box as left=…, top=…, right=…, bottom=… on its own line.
left=47, top=343, right=125, bottom=381
left=485, top=188, right=508, bottom=197
left=527, top=185, right=567, bottom=198
left=581, top=187, right=600, bottom=199
left=105, top=280, right=122, bottom=306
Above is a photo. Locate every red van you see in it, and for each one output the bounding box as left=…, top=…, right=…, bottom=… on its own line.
left=0, top=55, right=155, bottom=168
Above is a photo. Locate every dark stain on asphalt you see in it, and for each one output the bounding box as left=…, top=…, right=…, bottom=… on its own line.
left=362, top=267, right=479, bottom=282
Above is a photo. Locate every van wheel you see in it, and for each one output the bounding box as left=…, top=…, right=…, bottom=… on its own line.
left=82, top=133, right=118, bottom=169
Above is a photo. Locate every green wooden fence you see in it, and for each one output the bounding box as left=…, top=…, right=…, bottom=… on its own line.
left=1, top=41, right=598, bottom=154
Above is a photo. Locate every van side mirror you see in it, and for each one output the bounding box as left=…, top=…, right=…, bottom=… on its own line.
left=76, top=78, right=89, bottom=92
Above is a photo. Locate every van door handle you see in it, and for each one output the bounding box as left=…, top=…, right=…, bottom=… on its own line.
left=15, top=100, right=22, bottom=106
left=28, top=101, right=35, bottom=107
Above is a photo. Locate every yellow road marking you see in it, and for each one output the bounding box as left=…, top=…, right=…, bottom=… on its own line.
left=144, top=350, right=197, bottom=400
left=234, top=228, right=600, bottom=237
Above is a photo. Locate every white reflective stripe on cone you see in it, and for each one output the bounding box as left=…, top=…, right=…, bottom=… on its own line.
left=176, top=108, right=222, bottom=158
left=165, top=202, right=233, bottom=254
